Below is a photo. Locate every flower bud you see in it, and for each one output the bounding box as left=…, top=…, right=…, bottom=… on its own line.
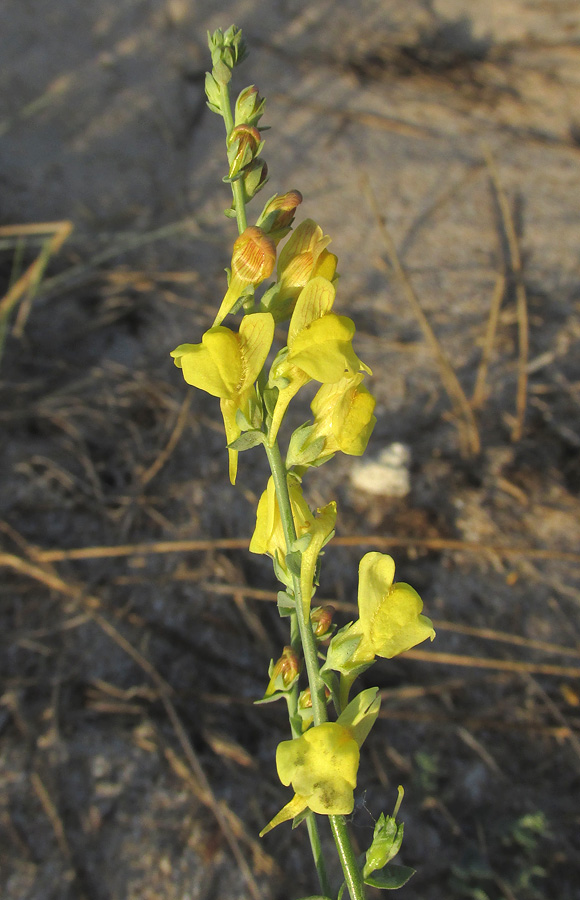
left=298, top=687, right=312, bottom=710
left=231, top=226, right=276, bottom=287
left=241, top=157, right=269, bottom=202
left=227, top=124, right=263, bottom=179
left=310, top=605, right=335, bottom=637
left=256, top=190, right=303, bottom=243
left=235, top=85, right=266, bottom=127
left=265, top=646, right=300, bottom=696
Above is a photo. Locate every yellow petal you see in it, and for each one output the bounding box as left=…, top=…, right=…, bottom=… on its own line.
left=268, top=365, right=310, bottom=445
left=277, top=219, right=329, bottom=280
left=312, top=249, right=338, bottom=282
left=202, top=327, right=243, bottom=396
left=238, top=312, right=275, bottom=390
left=277, top=723, right=359, bottom=798
left=300, top=502, right=337, bottom=615
left=179, top=341, right=231, bottom=397
left=369, top=583, right=436, bottom=659
left=289, top=315, right=358, bottom=382
left=288, top=277, right=336, bottom=345
left=357, top=552, right=396, bottom=634
left=219, top=398, right=241, bottom=485
left=259, top=793, right=308, bottom=837
left=311, top=376, right=376, bottom=456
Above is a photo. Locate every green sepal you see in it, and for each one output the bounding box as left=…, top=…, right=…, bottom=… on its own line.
left=286, top=422, right=327, bottom=468
left=291, top=807, right=311, bottom=830
left=322, top=622, right=365, bottom=676
left=364, top=866, right=415, bottom=890
left=277, top=590, right=295, bottom=616
left=273, top=554, right=292, bottom=588
left=262, top=386, right=279, bottom=418
left=204, top=71, right=222, bottom=111
left=254, top=691, right=288, bottom=705
left=227, top=430, right=265, bottom=451
left=320, top=666, right=339, bottom=698
left=235, top=407, right=252, bottom=431
left=285, top=550, right=302, bottom=578
left=259, top=282, right=279, bottom=311
left=224, top=206, right=237, bottom=218
left=212, top=59, right=232, bottom=86
left=291, top=533, right=312, bottom=554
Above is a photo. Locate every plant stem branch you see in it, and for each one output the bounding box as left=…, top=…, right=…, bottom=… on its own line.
left=219, top=82, right=248, bottom=234
left=329, top=816, right=367, bottom=900
left=264, top=439, right=366, bottom=900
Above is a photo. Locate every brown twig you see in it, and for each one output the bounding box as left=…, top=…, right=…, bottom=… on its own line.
left=0, top=221, right=73, bottom=332
left=472, top=271, right=507, bottom=409
left=21, top=534, right=580, bottom=565
left=403, top=648, right=580, bottom=678
left=139, top=392, right=192, bottom=487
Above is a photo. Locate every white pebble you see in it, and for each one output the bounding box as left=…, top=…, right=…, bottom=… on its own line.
left=350, top=442, right=411, bottom=497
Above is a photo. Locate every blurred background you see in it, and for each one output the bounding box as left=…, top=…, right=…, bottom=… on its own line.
left=1, top=2, right=580, bottom=899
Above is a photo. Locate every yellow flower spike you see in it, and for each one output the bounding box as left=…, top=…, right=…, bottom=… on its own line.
left=171, top=312, right=275, bottom=484
left=213, top=226, right=276, bottom=326
left=350, top=552, right=436, bottom=662
left=300, top=501, right=336, bottom=616
left=260, top=722, right=360, bottom=836
left=249, top=474, right=312, bottom=572
left=309, top=374, right=377, bottom=458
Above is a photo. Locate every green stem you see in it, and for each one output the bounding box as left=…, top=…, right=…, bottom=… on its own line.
left=306, top=813, right=332, bottom=899
left=330, top=816, right=367, bottom=900
left=264, top=439, right=366, bottom=900
left=219, top=81, right=248, bottom=234
left=263, top=439, right=326, bottom=724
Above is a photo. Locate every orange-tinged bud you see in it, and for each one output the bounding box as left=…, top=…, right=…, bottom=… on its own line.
left=311, top=605, right=335, bottom=637
left=235, top=85, right=266, bottom=127
left=265, top=646, right=300, bottom=696
left=298, top=687, right=312, bottom=709
left=231, top=226, right=276, bottom=286
left=257, top=190, right=303, bottom=239
left=227, top=124, right=263, bottom=178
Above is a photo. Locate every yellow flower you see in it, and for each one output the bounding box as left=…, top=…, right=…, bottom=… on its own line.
left=260, top=723, right=359, bottom=834
left=249, top=476, right=336, bottom=610
left=349, top=553, right=435, bottom=662
left=171, top=312, right=274, bottom=484
left=262, top=218, right=338, bottom=322
left=308, top=373, right=377, bottom=459
left=260, top=688, right=380, bottom=836
left=249, top=474, right=312, bottom=572
left=213, top=226, right=276, bottom=325
left=277, top=218, right=334, bottom=292
left=268, top=276, right=370, bottom=444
